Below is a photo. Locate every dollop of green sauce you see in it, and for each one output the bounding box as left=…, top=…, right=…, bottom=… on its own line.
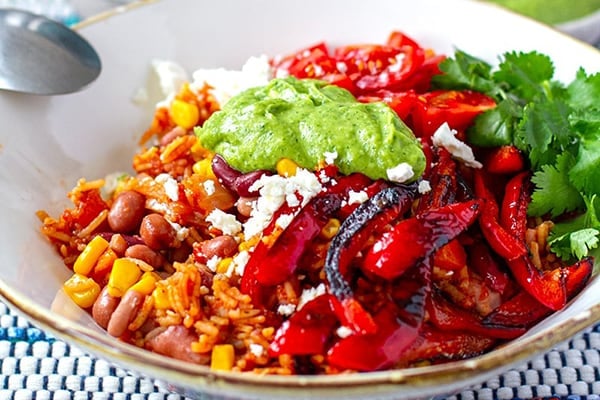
left=195, top=77, right=425, bottom=181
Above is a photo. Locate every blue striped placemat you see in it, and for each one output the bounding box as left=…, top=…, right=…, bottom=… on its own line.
left=1, top=301, right=600, bottom=400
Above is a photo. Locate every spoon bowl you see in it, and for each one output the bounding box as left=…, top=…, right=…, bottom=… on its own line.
left=0, top=8, right=101, bottom=95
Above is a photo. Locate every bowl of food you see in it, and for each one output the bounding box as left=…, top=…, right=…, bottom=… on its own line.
left=1, top=0, right=599, bottom=399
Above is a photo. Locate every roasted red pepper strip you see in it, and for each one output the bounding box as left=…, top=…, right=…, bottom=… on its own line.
left=479, top=170, right=592, bottom=310
left=325, top=184, right=418, bottom=334
left=416, top=148, right=457, bottom=212
left=484, top=256, right=593, bottom=327
left=433, top=238, right=467, bottom=271
left=427, top=291, right=526, bottom=339
left=468, top=240, right=512, bottom=295
left=268, top=294, right=339, bottom=357
left=500, top=171, right=531, bottom=238
left=474, top=170, right=528, bottom=260
left=363, top=199, right=481, bottom=280
left=399, top=325, right=496, bottom=366
left=254, top=193, right=342, bottom=286
left=327, top=259, right=432, bottom=371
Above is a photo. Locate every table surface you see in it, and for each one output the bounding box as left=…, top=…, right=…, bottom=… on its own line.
left=2, top=1, right=600, bottom=399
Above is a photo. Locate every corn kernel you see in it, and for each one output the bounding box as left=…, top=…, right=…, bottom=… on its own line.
left=152, top=286, right=170, bottom=309
left=73, top=235, right=110, bottom=276
left=216, top=257, right=233, bottom=274
left=129, top=271, right=158, bottom=295
left=63, top=273, right=101, bottom=308
left=170, top=99, right=200, bottom=130
left=211, top=344, right=235, bottom=371
left=320, top=218, right=341, bottom=240
left=276, top=158, right=298, bottom=177
left=192, top=158, right=216, bottom=179
left=107, top=258, right=143, bottom=298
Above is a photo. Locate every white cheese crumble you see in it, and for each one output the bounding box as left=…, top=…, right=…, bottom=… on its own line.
left=230, top=250, right=251, bottom=277
left=249, top=343, right=265, bottom=358
left=206, top=209, right=242, bottom=236
left=168, top=220, right=189, bottom=242
left=347, top=190, right=369, bottom=205
left=324, top=150, right=338, bottom=165
left=386, top=162, right=414, bottom=183
left=277, top=303, right=297, bottom=317
left=297, top=283, right=327, bottom=310
left=243, top=168, right=323, bottom=239
left=336, top=326, right=354, bottom=339
left=418, top=180, right=432, bottom=194
left=432, top=122, right=483, bottom=168
left=203, top=180, right=216, bottom=195
left=189, top=55, right=274, bottom=106
left=206, top=255, right=221, bottom=273
left=155, top=173, right=179, bottom=201
left=275, top=213, right=295, bottom=230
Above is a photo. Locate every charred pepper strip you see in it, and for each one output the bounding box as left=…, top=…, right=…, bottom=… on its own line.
left=473, top=170, right=528, bottom=260
left=426, top=290, right=526, bottom=339
left=500, top=171, right=531, bottom=238
left=324, top=184, right=418, bottom=334
left=483, top=256, right=593, bottom=328
left=362, top=199, right=482, bottom=280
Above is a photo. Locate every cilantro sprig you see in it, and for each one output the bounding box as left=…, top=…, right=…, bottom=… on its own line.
left=432, top=50, right=600, bottom=261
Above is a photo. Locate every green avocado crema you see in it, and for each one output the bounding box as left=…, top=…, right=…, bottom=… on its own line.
left=194, top=77, right=425, bottom=181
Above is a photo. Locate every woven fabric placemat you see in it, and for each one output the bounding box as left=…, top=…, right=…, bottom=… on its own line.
left=1, top=301, right=599, bottom=400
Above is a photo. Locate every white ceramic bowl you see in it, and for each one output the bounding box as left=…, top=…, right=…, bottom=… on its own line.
left=0, top=0, right=599, bottom=399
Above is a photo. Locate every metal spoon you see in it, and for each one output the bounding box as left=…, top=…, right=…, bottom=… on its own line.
left=0, top=8, right=101, bottom=95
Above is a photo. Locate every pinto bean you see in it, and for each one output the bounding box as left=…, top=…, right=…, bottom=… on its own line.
left=159, top=126, right=187, bottom=146
left=92, top=286, right=120, bottom=329
left=199, top=235, right=238, bottom=259
left=107, top=191, right=146, bottom=233
left=107, top=290, right=145, bottom=337
left=125, top=244, right=165, bottom=268
left=139, top=214, right=177, bottom=250
left=109, top=233, right=128, bottom=256
left=236, top=197, right=256, bottom=217
left=145, top=325, right=210, bottom=364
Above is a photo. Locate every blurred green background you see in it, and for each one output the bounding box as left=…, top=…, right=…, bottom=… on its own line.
left=486, top=0, right=600, bottom=24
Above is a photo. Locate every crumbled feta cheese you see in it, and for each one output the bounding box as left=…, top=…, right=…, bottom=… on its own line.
left=203, top=180, right=216, bottom=195
left=249, top=343, right=265, bottom=358
left=189, top=55, right=274, bottom=106
left=386, top=162, right=414, bottom=183
left=155, top=173, right=180, bottom=201
left=276, top=213, right=295, bottom=230
left=432, top=123, right=482, bottom=168
left=336, top=326, right=354, bottom=339
left=168, top=221, right=189, bottom=241
left=347, top=190, right=369, bottom=205
left=206, top=255, right=221, bottom=273
left=231, top=250, right=250, bottom=277
left=324, top=151, right=338, bottom=165
left=418, top=180, right=432, bottom=194
left=151, top=59, right=189, bottom=98
left=298, top=283, right=326, bottom=309
left=206, top=209, right=242, bottom=235
left=277, top=303, right=297, bottom=316
left=243, top=168, right=323, bottom=239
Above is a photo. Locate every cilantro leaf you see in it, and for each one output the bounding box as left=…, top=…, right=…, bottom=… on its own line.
left=569, top=127, right=600, bottom=195
left=432, top=50, right=498, bottom=95
left=549, top=195, right=600, bottom=259
left=493, top=51, right=555, bottom=101
left=516, top=99, right=572, bottom=168
left=529, top=153, right=583, bottom=218
left=466, top=98, right=521, bottom=147
left=567, top=69, right=600, bottom=109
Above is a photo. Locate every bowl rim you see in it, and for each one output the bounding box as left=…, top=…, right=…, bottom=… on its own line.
left=2, top=0, right=600, bottom=394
